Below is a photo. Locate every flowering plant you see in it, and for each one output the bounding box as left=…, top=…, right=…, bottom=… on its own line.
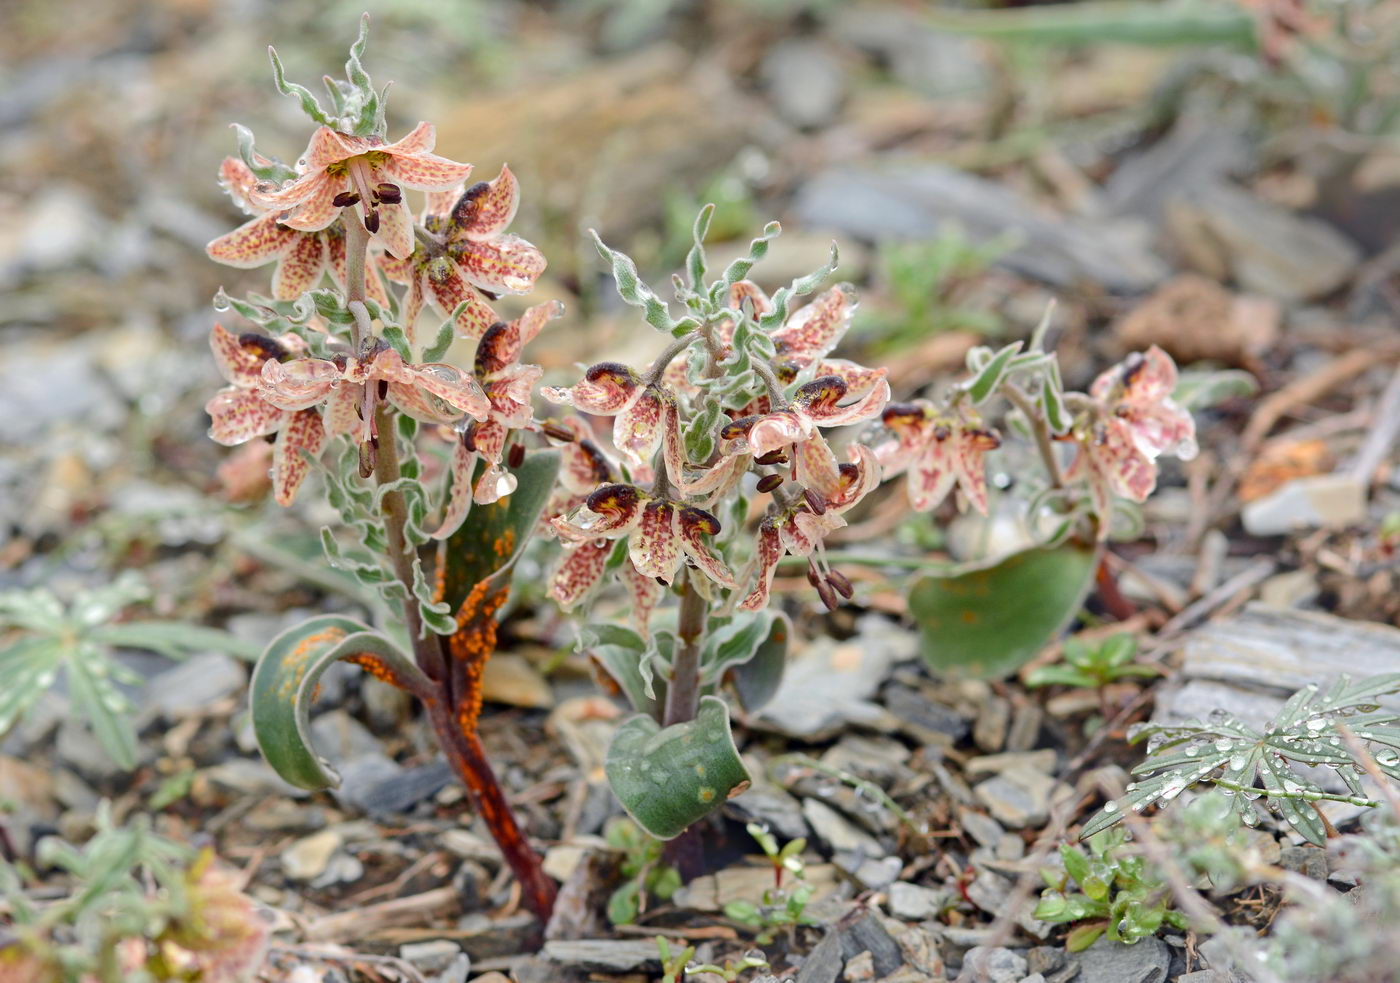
left=212, top=18, right=1197, bottom=925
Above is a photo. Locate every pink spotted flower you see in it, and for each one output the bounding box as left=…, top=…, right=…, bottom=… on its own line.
left=248, top=122, right=474, bottom=260
left=204, top=323, right=326, bottom=507
left=874, top=401, right=1002, bottom=515
left=1067, top=345, right=1197, bottom=526
left=380, top=165, right=547, bottom=343
left=205, top=156, right=390, bottom=306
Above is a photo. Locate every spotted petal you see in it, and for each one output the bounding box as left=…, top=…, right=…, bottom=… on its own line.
left=630, top=500, right=683, bottom=584
left=791, top=436, right=842, bottom=500
left=728, top=280, right=772, bottom=317
left=456, top=234, right=547, bottom=295
left=772, top=285, right=855, bottom=365
left=322, top=382, right=366, bottom=440
left=549, top=540, right=611, bottom=610
left=476, top=300, right=562, bottom=376
left=271, top=408, right=326, bottom=506
left=814, top=359, right=887, bottom=399
left=272, top=231, right=328, bottom=300
left=748, top=412, right=809, bottom=458
left=259, top=357, right=341, bottom=411
left=374, top=199, right=415, bottom=260
left=383, top=123, right=474, bottom=189
left=401, top=359, right=491, bottom=419
left=553, top=484, right=644, bottom=543
left=217, top=156, right=259, bottom=213
left=424, top=262, right=499, bottom=340
left=206, top=213, right=298, bottom=270
left=457, top=164, right=520, bottom=241
left=739, top=518, right=783, bottom=612
left=831, top=443, right=882, bottom=512
left=267, top=173, right=342, bottom=232
left=431, top=438, right=477, bottom=541
left=908, top=435, right=958, bottom=512
left=678, top=506, right=738, bottom=588
left=543, top=363, right=642, bottom=415
left=952, top=427, right=1001, bottom=516
left=874, top=401, right=935, bottom=477
left=796, top=376, right=890, bottom=428
left=614, top=384, right=668, bottom=468
left=206, top=389, right=286, bottom=445
left=1092, top=344, right=1178, bottom=406
left=209, top=322, right=270, bottom=389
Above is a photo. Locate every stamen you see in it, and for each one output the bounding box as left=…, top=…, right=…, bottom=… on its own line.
left=827, top=570, right=854, bottom=599
left=541, top=421, right=576, bottom=442
left=332, top=190, right=362, bottom=208
left=755, top=450, right=788, bottom=466
left=364, top=209, right=381, bottom=234
left=375, top=182, right=402, bottom=205
left=508, top=443, right=526, bottom=468
left=756, top=474, right=784, bottom=494
left=804, top=488, right=829, bottom=515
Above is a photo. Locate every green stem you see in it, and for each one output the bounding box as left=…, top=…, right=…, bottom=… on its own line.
left=662, top=570, right=708, bottom=727
left=1003, top=381, right=1062, bottom=490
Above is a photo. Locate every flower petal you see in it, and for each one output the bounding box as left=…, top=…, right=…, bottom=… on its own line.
left=206, top=388, right=285, bottom=445
left=322, top=381, right=366, bottom=440
left=404, top=361, right=491, bottom=419
left=796, top=376, right=890, bottom=428
left=217, top=156, right=258, bottom=213
left=951, top=427, right=1000, bottom=516
left=728, top=279, right=772, bottom=317
left=874, top=401, right=934, bottom=478
left=542, top=362, right=642, bottom=415
left=209, top=322, right=271, bottom=389
left=791, top=435, right=842, bottom=499
left=471, top=417, right=509, bottom=464
left=272, top=408, right=326, bottom=506
left=549, top=539, right=611, bottom=611
left=376, top=247, right=414, bottom=284
left=748, top=411, right=808, bottom=457
left=373, top=199, right=415, bottom=260
left=484, top=365, right=540, bottom=428
left=262, top=173, right=342, bottom=232
left=814, top=359, right=887, bottom=399
left=772, top=284, right=855, bottom=365
left=302, top=125, right=360, bottom=170
left=1093, top=418, right=1158, bottom=504
left=907, top=435, right=958, bottom=512
left=739, top=517, right=784, bottom=611
left=455, top=234, right=547, bottom=295
left=786, top=509, right=845, bottom=555
left=620, top=558, right=665, bottom=637
left=475, top=300, right=562, bottom=375
left=831, top=443, right=882, bottom=512
left=384, top=127, right=474, bottom=190
left=614, top=383, right=668, bottom=467
left=271, top=231, right=327, bottom=300
left=456, top=164, right=520, bottom=241
left=424, top=262, right=499, bottom=339
left=630, top=500, right=683, bottom=584
left=260, top=357, right=341, bottom=410
left=678, top=506, right=738, bottom=588
left=206, top=213, right=297, bottom=269
left=558, top=432, right=614, bottom=496
left=553, top=483, right=644, bottom=542
left=382, top=121, right=438, bottom=157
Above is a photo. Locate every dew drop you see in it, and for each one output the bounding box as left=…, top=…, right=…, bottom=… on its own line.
left=1213, top=739, right=1233, bottom=752
left=1376, top=749, right=1399, bottom=767
left=1103, top=801, right=1119, bottom=813
left=1306, top=717, right=1327, bottom=733
left=1184, top=746, right=1199, bottom=758
left=212, top=289, right=232, bottom=312
left=492, top=471, right=518, bottom=499
left=1228, top=753, right=1248, bottom=772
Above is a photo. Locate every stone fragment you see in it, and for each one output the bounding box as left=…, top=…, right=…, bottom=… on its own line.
left=888, top=881, right=949, bottom=921
left=282, top=830, right=342, bottom=882
left=805, top=798, right=885, bottom=857
left=542, top=939, right=663, bottom=972
left=1240, top=474, right=1367, bottom=537
left=1073, top=935, right=1170, bottom=983
left=838, top=909, right=904, bottom=978
left=974, top=768, right=1056, bottom=828
left=143, top=652, right=245, bottom=719
left=965, top=750, right=1057, bottom=778
left=956, top=946, right=1026, bottom=983
left=762, top=39, right=847, bottom=129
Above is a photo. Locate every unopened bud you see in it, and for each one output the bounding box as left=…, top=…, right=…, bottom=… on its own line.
left=756, top=473, right=784, bottom=494
left=541, top=421, right=576, bottom=442
left=508, top=442, right=526, bottom=468
left=827, top=569, right=854, bottom=599
left=332, top=190, right=361, bottom=208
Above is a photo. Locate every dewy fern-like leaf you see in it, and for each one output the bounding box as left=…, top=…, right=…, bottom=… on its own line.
left=1082, top=673, right=1400, bottom=845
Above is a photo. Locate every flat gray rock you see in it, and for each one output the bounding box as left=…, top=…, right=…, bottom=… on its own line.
left=542, top=939, right=663, bottom=971
left=1073, top=936, right=1170, bottom=983
left=793, top=165, right=1168, bottom=293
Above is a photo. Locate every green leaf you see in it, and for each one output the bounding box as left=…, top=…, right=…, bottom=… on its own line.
left=701, top=611, right=789, bottom=712
left=267, top=45, right=333, bottom=126
left=421, top=314, right=457, bottom=363
left=583, top=623, right=661, bottom=717
left=686, top=204, right=714, bottom=291
left=67, top=644, right=138, bottom=770
left=249, top=615, right=429, bottom=790
left=590, top=230, right=677, bottom=334
left=1060, top=845, right=1092, bottom=887
left=1023, top=665, right=1098, bottom=690
left=1065, top=921, right=1108, bottom=953
left=717, top=220, right=782, bottom=292
left=435, top=451, right=560, bottom=616
left=231, top=124, right=296, bottom=184
left=0, top=637, right=66, bottom=735
left=965, top=341, right=1023, bottom=404
left=909, top=541, right=1099, bottom=679
left=90, top=622, right=260, bottom=662
left=382, top=323, right=413, bottom=361
left=605, top=696, right=751, bottom=839
left=757, top=244, right=839, bottom=334
left=608, top=880, right=640, bottom=925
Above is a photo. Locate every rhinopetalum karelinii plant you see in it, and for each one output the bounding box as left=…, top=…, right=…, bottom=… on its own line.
left=207, top=17, right=1198, bottom=923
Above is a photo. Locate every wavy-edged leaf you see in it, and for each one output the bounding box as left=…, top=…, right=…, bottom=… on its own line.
left=605, top=695, right=751, bottom=839
left=717, top=220, right=781, bottom=292
left=909, top=541, right=1099, bottom=680
left=701, top=611, right=789, bottom=712
left=965, top=341, right=1022, bottom=404
left=435, top=451, right=560, bottom=616
left=250, top=614, right=430, bottom=790
left=583, top=623, right=661, bottom=718
left=590, top=230, right=677, bottom=334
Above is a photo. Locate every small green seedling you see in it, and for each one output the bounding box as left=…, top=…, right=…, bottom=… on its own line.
left=657, top=936, right=696, bottom=983
left=605, top=816, right=681, bottom=925
left=1034, top=827, right=1186, bottom=952
left=685, top=950, right=771, bottom=981
left=723, top=822, right=816, bottom=943
left=1025, top=633, right=1157, bottom=691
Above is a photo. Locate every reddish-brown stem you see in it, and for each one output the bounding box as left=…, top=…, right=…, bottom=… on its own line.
left=1094, top=556, right=1137, bottom=621
left=427, top=699, right=557, bottom=920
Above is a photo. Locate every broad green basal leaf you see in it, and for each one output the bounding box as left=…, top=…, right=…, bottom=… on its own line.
left=701, top=611, right=789, bottom=712
left=909, top=541, right=1099, bottom=679
left=436, top=451, right=560, bottom=616
left=605, top=696, right=751, bottom=839
left=250, top=614, right=430, bottom=790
